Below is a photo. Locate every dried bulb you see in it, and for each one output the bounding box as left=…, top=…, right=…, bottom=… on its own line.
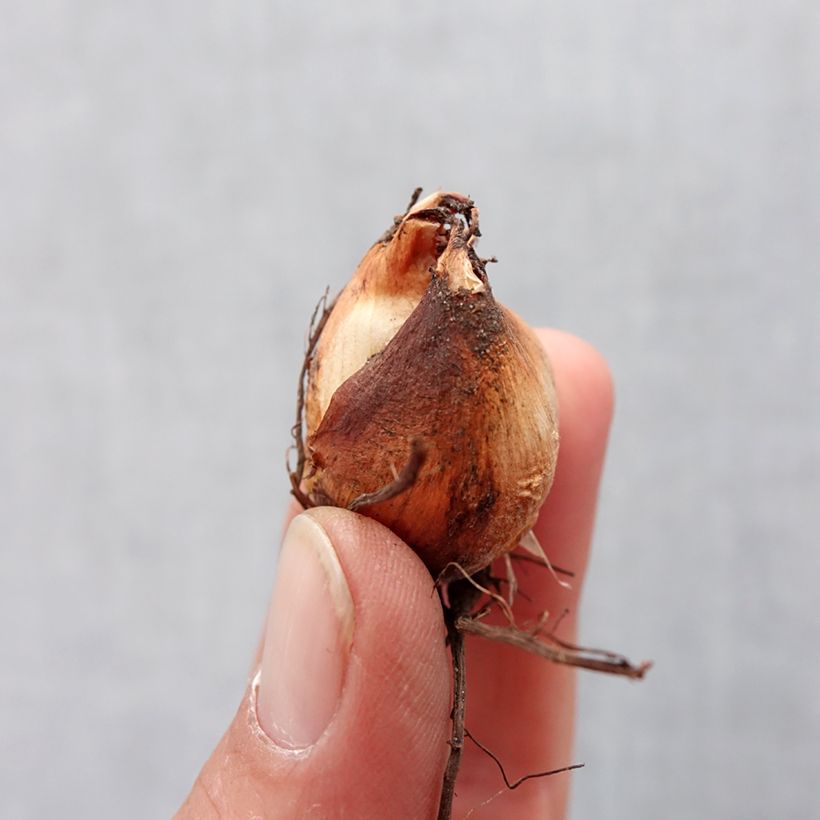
left=299, top=191, right=559, bottom=577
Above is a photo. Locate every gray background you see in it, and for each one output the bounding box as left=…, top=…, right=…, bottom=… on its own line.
left=2, top=2, right=818, bottom=818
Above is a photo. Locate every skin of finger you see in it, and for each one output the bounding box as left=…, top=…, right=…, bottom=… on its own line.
left=452, top=329, right=614, bottom=819
left=177, top=509, right=451, bottom=820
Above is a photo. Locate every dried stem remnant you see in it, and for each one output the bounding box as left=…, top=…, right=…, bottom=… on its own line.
left=437, top=576, right=484, bottom=820
left=456, top=617, right=651, bottom=679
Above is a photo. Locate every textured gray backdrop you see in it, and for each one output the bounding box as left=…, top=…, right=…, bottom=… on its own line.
left=2, top=2, right=819, bottom=818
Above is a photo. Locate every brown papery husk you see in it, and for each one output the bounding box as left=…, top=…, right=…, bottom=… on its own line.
left=304, top=192, right=474, bottom=437
left=305, top=237, right=559, bottom=577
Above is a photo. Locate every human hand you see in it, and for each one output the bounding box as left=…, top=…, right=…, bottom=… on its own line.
left=175, top=328, right=613, bottom=819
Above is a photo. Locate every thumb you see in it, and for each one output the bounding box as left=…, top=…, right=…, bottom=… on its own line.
left=176, top=507, right=451, bottom=819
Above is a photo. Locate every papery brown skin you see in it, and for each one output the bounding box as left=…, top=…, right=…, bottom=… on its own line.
left=305, top=192, right=474, bottom=436
left=303, top=193, right=559, bottom=577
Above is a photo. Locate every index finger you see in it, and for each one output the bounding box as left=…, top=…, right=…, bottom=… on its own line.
left=453, top=328, right=615, bottom=819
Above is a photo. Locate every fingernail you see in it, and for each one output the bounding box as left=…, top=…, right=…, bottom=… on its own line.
left=257, top=512, right=354, bottom=749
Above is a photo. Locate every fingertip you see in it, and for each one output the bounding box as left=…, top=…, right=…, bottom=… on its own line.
left=181, top=507, right=451, bottom=818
